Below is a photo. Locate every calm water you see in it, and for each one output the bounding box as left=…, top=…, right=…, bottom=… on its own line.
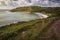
left=0, top=11, right=40, bottom=27
left=0, top=11, right=48, bottom=27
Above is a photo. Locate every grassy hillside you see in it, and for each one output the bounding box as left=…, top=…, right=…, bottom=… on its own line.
left=10, top=6, right=60, bottom=13
left=0, top=15, right=60, bottom=40
left=0, top=19, right=40, bottom=40
left=10, top=6, right=44, bottom=12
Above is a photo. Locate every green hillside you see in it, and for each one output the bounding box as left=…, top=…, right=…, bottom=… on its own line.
left=0, top=15, right=60, bottom=40
left=10, top=6, right=60, bottom=13
left=10, top=6, right=44, bottom=12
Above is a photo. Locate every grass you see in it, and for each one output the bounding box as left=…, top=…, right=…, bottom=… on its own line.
left=0, top=19, right=40, bottom=40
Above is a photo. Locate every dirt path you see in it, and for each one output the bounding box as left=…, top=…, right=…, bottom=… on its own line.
left=43, top=20, right=60, bottom=40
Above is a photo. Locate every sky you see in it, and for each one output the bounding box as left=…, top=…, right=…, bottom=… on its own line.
left=0, top=0, right=60, bottom=9
left=14, top=0, right=60, bottom=7
left=39, top=0, right=60, bottom=7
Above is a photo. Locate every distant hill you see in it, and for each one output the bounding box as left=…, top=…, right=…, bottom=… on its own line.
left=10, top=6, right=60, bottom=14
left=10, top=6, right=45, bottom=12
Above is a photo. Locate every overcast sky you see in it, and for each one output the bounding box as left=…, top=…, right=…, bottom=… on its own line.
left=0, top=0, right=60, bottom=8
left=16, top=0, right=60, bottom=7
left=40, top=0, right=60, bottom=7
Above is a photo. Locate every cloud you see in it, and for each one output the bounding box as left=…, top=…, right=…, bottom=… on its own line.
left=0, top=0, right=60, bottom=8
left=40, top=0, right=60, bottom=7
